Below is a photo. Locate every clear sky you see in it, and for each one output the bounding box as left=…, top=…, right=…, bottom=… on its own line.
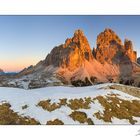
left=0, top=15, right=140, bottom=72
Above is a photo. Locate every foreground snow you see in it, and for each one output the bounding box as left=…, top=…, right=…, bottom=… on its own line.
left=0, top=83, right=140, bottom=125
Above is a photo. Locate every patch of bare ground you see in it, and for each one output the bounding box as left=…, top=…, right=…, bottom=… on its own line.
left=67, top=97, right=92, bottom=110
left=69, top=111, right=94, bottom=125
left=94, top=95, right=140, bottom=124
left=108, top=85, right=140, bottom=98
left=0, top=103, right=40, bottom=125
left=38, top=97, right=93, bottom=111
left=46, top=119, right=64, bottom=125
left=37, top=98, right=67, bottom=112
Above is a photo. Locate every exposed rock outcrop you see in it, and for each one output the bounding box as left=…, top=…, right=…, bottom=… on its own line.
left=43, top=29, right=120, bottom=84
left=44, top=30, right=93, bottom=71
left=93, top=28, right=123, bottom=64
left=137, top=57, right=140, bottom=64
left=124, top=39, right=137, bottom=62
left=17, top=65, right=34, bottom=77
left=93, top=28, right=137, bottom=64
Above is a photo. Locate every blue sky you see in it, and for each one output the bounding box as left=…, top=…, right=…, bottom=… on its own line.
left=0, top=16, right=140, bottom=72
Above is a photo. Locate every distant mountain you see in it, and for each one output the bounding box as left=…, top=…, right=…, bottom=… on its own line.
left=1, top=28, right=140, bottom=89
left=0, top=69, right=4, bottom=75
left=4, top=72, right=18, bottom=76
left=0, top=69, right=17, bottom=76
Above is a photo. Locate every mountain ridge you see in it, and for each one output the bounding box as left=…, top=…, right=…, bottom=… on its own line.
left=0, top=28, right=140, bottom=89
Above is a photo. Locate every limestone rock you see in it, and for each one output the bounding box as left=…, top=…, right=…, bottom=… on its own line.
left=44, top=29, right=93, bottom=71
left=93, top=28, right=137, bottom=64
left=137, top=57, right=140, bottom=64
left=124, top=39, right=137, bottom=62
left=17, top=65, right=34, bottom=77
left=1, top=28, right=140, bottom=89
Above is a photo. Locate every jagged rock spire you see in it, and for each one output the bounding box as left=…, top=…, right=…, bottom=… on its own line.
left=93, top=28, right=137, bottom=64
left=45, top=29, right=93, bottom=71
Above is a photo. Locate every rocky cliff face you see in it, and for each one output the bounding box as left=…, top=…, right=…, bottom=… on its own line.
left=44, top=30, right=93, bottom=71
left=43, top=28, right=140, bottom=86
left=124, top=39, right=137, bottom=62
left=137, top=57, right=140, bottom=64
left=93, top=28, right=137, bottom=64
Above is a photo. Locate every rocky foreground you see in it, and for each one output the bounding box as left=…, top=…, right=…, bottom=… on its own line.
left=0, top=83, right=140, bottom=125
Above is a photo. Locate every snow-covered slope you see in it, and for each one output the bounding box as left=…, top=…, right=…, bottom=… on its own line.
left=0, top=83, right=140, bottom=125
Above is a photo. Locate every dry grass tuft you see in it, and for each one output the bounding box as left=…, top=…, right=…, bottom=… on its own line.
left=109, top=85, right=140, bottom=98
left=69, top=111, right=94, bottom=125
left=67, top=97, right=92, bottom=110
left=59, top=98, right=67, bottom=106
left=46, top=119, right=64, bottom=125
left=0, top=103, right=40, bottom=125
left=38, top=98, right=67, bottom=112
left=94, top=95, right=140, bottom=124
left=38, top=99, right=60, bottom=112
left=38, top=97, right=92, bottom=111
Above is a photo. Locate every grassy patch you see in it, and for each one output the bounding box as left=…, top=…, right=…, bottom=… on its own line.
left=94, top=95, right=140, bottom=124
left=69, top=111, right=94, bottom=125
left=108, top=85, right=140, bottom=98
left=59, top=98, right=67, bottom=106
left=0, top=103, right=40, bottom=125
left=38, top=97, right=92, bottom=111
left=67, top=97, right=92, bottom=110
left=46, top=119, right=64, bottom=125
left=38, top=98, right=67, bottom=112
left=38, top=99, right=60, bottom=112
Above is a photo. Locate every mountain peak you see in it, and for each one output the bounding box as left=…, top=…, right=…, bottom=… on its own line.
left=104, top=28, right=115, bottom=33
left=124, top=38, right=137, bottom=62
left=74, top=29, right=84, bottom=37
left=97, top=28, right=122, bottom=48
left=1, top=28, right=140, bottom=89
left=45, top=29, right=93, bottom=71
left=93, top=28, right=137, bottom=64
left=124, top=38, right=133, bottom=50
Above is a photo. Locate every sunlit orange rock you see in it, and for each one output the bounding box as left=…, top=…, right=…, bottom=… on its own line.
left=1, top=28, right=140, bottom=88
left=124, top=39, right=137, bottom=62
left=93, top=28, right=137, bottom=64
left=45, top=29, right=93, bottom=71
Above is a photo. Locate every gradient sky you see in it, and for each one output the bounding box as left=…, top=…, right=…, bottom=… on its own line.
left=0, top=15, right=140, bottom=72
